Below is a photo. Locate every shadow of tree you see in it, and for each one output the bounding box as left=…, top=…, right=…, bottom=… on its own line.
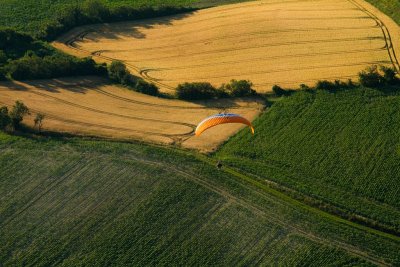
left=2, top=76, right=108, bottom=94
left=81, top=11, right=198, bottom=41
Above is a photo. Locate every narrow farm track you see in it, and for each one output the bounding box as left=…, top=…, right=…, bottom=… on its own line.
left=55, top=0, right=400, bottom=92
left=348, top=0, right=400, bottom=72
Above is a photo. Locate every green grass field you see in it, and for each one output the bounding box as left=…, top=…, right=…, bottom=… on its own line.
left=217, top=87, right=400, bottom=233
left=0, top=0, right=249, bottom=35
left=0, top=133, right=399, bottom=266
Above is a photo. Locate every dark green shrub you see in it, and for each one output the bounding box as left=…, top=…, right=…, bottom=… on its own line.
left=347, top=79, right=356, bottom=88
left=380, top=66, right=398, bottom=85
left=359, top=65, right=384, bottom=87
left=272, top=85, right=288, bottom=96
left=135, top=79, right=159, bottom=96
left=82, top=0, right=110, bottom=22
left=0, top=69, right=6, bottom=80
left=7, top=53, right=103, bottom=80
left=108, top=61, right=159, bottom=96
left=299, top=84, right=311, bottom=91
left=0, top=29, right=33, bottom=50
left=0, top=50, right=7, bottom=65
left=9, top=101, right=29, bottom=128
left=0, top=106, right=11, bottom=130
left=176, top=82, right=217, bottom=100
left=315, top=80, right=338, bottom=90
left=223, top=79, right=256, bottom=97
left=108, top=61, right=130, bottom=84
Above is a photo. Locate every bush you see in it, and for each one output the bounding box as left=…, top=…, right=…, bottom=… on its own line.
left=0, top=29, right=33, bottom=50
left=82, top=0, right=110, bottom=22
left=0, top=50, right=7, bottom=65
left=222, top=79, right=256, bottom=97
left=135, top=79, right=159, bottom=96
left=7, top=53, right=104, bottom=80
left=176, top=82, right=218, bottom=100
left=315, top=80, right=339, bottom=91
left=0, top=69, right=6, bottom=80
left=380, top=66, right=398, bottom=85
left=272, top=85, right=289, bottom=96
left=39, top=3, right=196, bottom=41
left=299, top=84, right=311, bottom=91
left=107, top=61, right=159, bottom=96
left=359, top=65, right=384, bottom=87
left=108, top=60, right=130, bottom=84
left=315, top=79, right=358, bottom=91
left=9, top=101, right=29, bottom=129
left=0, top=106, right=11, bottom=130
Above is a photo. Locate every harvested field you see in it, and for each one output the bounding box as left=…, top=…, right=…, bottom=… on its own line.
left=55, top=0, right=400, bottom=92
left=0, top=77, right=262, bottom=151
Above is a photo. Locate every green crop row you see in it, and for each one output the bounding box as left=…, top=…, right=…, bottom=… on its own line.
left=217, top=87, right=400, bottom=234
left=0, top=133, right=399, bottom=265
left=0, top=0, right=250, bottom=36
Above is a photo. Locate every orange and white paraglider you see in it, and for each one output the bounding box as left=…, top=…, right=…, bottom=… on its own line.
left=195, top=113, right=254, bottom=136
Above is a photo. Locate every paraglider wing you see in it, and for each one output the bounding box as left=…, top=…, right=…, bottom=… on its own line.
left=195, top=113, right=254, bottom=136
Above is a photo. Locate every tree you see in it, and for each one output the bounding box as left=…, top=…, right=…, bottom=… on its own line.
left=359, top=65, right=384, bottom=87
left=34, top=113, right=45, bottom=132
left=135, top=79, right=159, bottom=96
left=0, top=50, right=7, bottom=65
left=272, top=85, right=288, bottom=96
left=108, top=60, right=130, bottom=84
left=176, top=82, right=217, bottom=100
left=0, top=106, right=11, bottom=130
left=83, top=0, right=110, bottom=21
left=9, top=101, right=29, bottom=128
left=380, top=66, right=398, bottom=85
left=223, top=79, right=256, bottom=97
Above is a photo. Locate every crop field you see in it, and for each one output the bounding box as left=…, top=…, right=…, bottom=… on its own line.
left=0, top=133, right=399, bottom=265
left=217, top=87, right=400, bottom=233
left=55, top=0, right=400, bottom=93
left=0, top=0, right=251, bottom=35
left=0, top=77, right=262, bottom=151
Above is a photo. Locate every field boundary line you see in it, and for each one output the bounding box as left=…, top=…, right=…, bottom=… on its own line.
left=349, top=0, right=400, bottom=72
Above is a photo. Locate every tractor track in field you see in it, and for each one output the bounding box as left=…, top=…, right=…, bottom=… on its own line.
left=101, top=36, right=384, bottom=60
left=348, top=0, right=400, bottom=72
left=0, top=87, right=196, bottom=130
left=133, top=46, right=385, bottom=72
left=93, top=16, right=375, bottom=43
left=60, top=5, right=386, bottom=91
left=152, top=60, right=390, bottom=82
left=92, top=87, right=255, bottom=110
left=92, top=25, right=381, bottom=53
left=0, top=100, right=194, bottom=144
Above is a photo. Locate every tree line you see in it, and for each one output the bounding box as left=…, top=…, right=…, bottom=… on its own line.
left=0, top=28, right=106, bottom=81
left=0, top=101, right=44, bottom=132
left=38, top=0, right=196, bottom=41
left=272, top=65, right=400, bottom=96
left=176, top=80, right=257, bottom=100
left=108, top=61, right=159, bottom=96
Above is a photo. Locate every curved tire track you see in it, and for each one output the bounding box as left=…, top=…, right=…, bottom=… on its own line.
left=348, top=0, right=400, bottom=72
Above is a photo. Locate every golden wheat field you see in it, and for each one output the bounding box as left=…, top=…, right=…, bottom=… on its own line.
left=2, top=0, right=399, bottom=151
left=0, top=77, right=262, bottom=151
left=55, top=0, right=400, bottom=92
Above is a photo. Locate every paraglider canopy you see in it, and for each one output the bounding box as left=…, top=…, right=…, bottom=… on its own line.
left=195, top=113, right=254, bottom=136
